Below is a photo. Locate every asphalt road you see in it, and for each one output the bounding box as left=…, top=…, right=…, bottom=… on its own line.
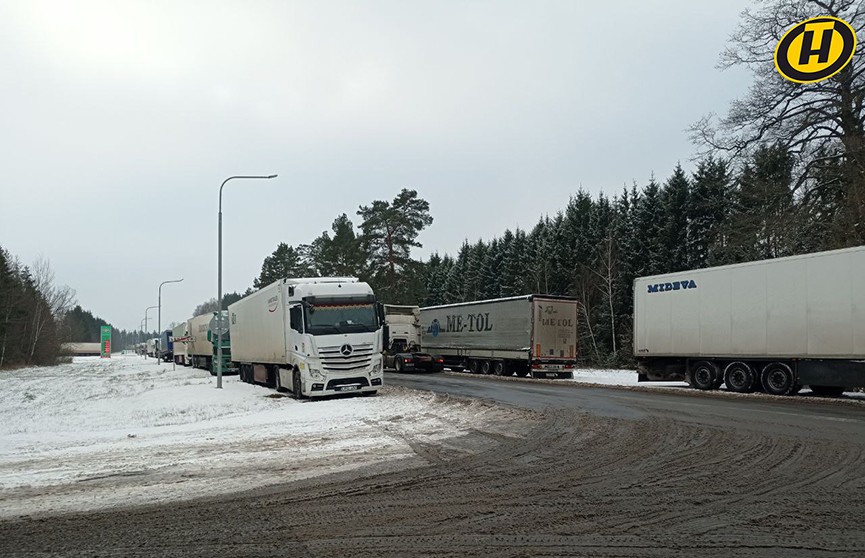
left=385, top=371, right=865, bottom=442
left=3, top=372, right=865, bottom=557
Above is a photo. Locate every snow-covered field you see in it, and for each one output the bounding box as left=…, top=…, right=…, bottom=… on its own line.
left=0, top=355, right=527, bottom=519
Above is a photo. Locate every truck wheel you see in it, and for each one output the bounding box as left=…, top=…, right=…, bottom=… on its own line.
left=761, top=362, right=795, bottom=396
left=493, top=361, right=509, bottom=376
left=724, top=362, right=755, bottom=393
left=468, top=360, right=479, bottom=374
left=395, top=358, right=404, bottom=373
left=810, top=385, right=844, bottom=397
left=481, top=360, right=493, bottom=375
left=515, top=368, right=529, bottom=377
left=273, top=368, right=284, bottom=392
left=690, top=361, right=718, bottom=390
left=292, top=369, right=306, bottom=400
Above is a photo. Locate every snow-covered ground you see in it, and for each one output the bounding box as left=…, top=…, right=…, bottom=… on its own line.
left=0, top=355, right=527, bottom=519
left=3, top=357, right=860, bottom=520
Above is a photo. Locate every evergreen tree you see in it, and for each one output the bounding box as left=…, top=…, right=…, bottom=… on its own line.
left=312, top=214, right=366, bottom=277
left=729, top=144, right=799, bottom=261
left=357, top=189, right=433, bottom=303
left=253, top=243, right=313, bottom=289
left=501, top=228, right=527, bottom=297
left=633, top=177, right=667, bottom=277
left=443, top=241, right=470, bottom=303
left=479, top=238, right=503, bottom=299
left=689, top=156, right=734, bottom=267
left=660, top=164, right=691, bottom=271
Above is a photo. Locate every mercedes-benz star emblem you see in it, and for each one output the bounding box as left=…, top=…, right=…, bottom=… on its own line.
left=340, top=344, right=353, bottom=356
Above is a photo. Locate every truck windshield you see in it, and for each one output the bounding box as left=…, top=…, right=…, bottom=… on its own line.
left=304, top=303, right=378, bottom=335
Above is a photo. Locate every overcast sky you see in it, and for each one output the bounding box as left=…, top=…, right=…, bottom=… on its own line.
left=0, top=0, right=754, bottom=332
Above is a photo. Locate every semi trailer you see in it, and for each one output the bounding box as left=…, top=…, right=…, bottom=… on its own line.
left=187, top=311, right=232, bottom=374
left=419, top=295, right=579, bottom=378
left=380, top=304, right=443, bottom=372
left=158, top=329, right=173, bottom=362
left=229, top=277, right=384, bottom=398
left=145, top=338, right=158, bottom=358
left=172, top=322, right=190, bottom=366
left=634, top=246, right=865, bottom=396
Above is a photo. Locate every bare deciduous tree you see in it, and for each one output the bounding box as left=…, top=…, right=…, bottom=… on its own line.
left=28, top=257, right=76, bottom=362
left=690, top=0, right=865, bottom=244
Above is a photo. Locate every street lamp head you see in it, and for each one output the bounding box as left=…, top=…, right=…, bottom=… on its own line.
left=266, top=174, right=278, bottom=179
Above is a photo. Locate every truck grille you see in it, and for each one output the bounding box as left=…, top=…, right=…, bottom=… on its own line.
left=319, top=342, right=374, bottom=373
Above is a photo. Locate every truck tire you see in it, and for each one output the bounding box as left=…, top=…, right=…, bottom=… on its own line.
left=395, top=357, right=404, bottom=373
left=515, top=368, right=529, bottom=377
left=480, top=360, right=493, bottom=375
left=468, top=359, right=479, bottom=374
left=690, top=361, right=718, bottom=391
left=273, top=368, right=284, bottom=392
left=292, top=369, right=306, bottom=400
left=810, top=385, right=845, bottom=397
left=724, top=362, right=755, bottom=393
left=761, top=362, right=795, bottom=396
left=493, top=361, right=509, bottom=376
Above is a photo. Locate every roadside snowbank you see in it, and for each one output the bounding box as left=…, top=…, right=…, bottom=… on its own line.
left=0, top=355, right=527, bottom=519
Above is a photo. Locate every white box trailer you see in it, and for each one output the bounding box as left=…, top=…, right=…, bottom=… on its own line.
left=186, top=311, right=231, bottom=374
left=634, top=245, right=865, bottom=396
left=172, top=322, right=190, bottom=366
left=229, top=277, right=384, bottom=398
left=420, top=295, right=578, bottom=378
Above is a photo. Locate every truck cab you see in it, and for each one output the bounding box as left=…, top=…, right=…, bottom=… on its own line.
left=381, top=304, right=444, bottom=372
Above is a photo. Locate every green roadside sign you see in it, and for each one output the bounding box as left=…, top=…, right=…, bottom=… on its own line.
left=100, top=325, right=111, bottom=358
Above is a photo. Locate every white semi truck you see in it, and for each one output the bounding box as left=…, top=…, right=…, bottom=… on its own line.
left=419, top=295, right=579, bottom=379
left=171, top=322, right=190, bottom=366
left=634, top=246, right=865, bottom=396
left=187, top=311, right=232, bottom=374
left=229, top=277, right=384, bottom=398
left=381, top=304, right=444, bottom=372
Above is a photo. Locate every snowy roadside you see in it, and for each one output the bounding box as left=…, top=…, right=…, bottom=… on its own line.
left=565, top=367, right=865, bottom=400
left=0, top=356, right=531, bottom=519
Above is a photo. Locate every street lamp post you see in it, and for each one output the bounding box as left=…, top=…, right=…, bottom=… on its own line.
left=144, top=305, right=158, bottom=359
left=217, top=174, right=277, bottom=388
left=157, top=278, right=184, bottom=365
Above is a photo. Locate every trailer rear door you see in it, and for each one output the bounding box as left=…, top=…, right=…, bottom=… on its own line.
left=531, top=298, right=578, bottom=360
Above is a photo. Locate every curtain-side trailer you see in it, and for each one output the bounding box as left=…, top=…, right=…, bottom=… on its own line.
left=419, top=295, right=579, bottom=379
left=634, top=246, right=865, bottom=396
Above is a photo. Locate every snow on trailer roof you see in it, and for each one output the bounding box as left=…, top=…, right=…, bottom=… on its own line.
left=421, top=294, right=578, bottom=311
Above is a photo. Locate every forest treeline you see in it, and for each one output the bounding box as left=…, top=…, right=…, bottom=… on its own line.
left=248, top=144, right=858, bottom=366
left=0, top=246, right=156, bottom=368
left=0, top=249, right=75, bottom=368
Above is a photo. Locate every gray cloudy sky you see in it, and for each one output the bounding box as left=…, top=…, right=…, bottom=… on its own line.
left=0, top=0, right=753, bottom=332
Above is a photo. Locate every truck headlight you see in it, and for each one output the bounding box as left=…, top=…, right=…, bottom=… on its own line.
left=309, top=367, right=324, bottom=379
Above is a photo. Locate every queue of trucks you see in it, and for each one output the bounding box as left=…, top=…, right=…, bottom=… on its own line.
left=139, top=245, right=863, bottom=399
